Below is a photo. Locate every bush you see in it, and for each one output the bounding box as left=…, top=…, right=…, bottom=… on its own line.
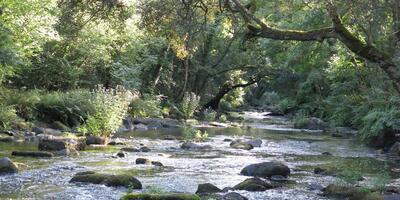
left=180, top=92, right=200, bottom=120
left=78, top=85, right=133, bottom=137
left=219, top=100, right=232, bottom=111
left=219, top=114, right=227, bottom=122
left=182, top=126, right=208, bottom=142
left=202, top=108, right=217, bottom=121
left=129, top=95, right=162, bottom=118
left=359, top=108, right=400, bottom=140
left=277, top=98, right=295, bottom=114
left=0, top=104, right=18, bottom=130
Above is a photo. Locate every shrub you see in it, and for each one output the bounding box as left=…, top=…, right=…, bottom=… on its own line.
left=202, top=108, right=217, bottom=122
left=359, top=108, right=400, bottom=140
left=0, top=104, right=18, bottom=130
left=277, top=98, right=294, bottom=114
left=219, top=99, right=232, bottom=111
left=219, top=114, right=227, bottom=122
left=78, top=85, right=133, bottom=137
left=182, top=126, right=208, bottom=142
left=129, top=95, right=162, bottom=118
left=180, top=92, right=200, bottom=120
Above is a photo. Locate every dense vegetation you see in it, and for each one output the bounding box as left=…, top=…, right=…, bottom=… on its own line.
left=0, top=0, right=399, bottom=146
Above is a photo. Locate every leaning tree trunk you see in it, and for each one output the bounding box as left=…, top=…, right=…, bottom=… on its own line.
left=203, top=77, right=258, bottom=110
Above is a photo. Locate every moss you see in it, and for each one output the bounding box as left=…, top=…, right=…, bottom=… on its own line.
left=70, top=171, right=142, bottom=188
left=233, top=178, right=273, bottom=191
left=323, top=184, right=383, bottom=200
left=121, top=193, right=201, bottom=200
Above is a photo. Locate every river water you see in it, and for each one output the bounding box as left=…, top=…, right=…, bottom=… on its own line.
left=0, top=112, right=396, bottom=199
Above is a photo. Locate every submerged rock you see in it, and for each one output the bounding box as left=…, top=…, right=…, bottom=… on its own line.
left=181, top=142, right=212, bottom=150
left=247, top=139, right=263, bottom=147
left=0, top=157, right=18, bottom=175
left=86, top=136, right=108, bottom=145
left=70, top=171, right=142, bottom=188
left=12, top=151, right=54, bottom=158
left=240, top=161, right=290, bottom=178
left=233, top=178, right=273, bottom=191
left=322, top=184, right=382, bottom=200
left=139, top=146, right=151, bottom=152
left=115, top=151, right=126, bottom=158
left=136, top=158, right=163, bottom=166
left=223, top=192, right=248, bottom=200
left=230, top=140, right=253, bottom=150
left=121, top=193, right=200, bottom=200
left=195, top=183, right=222, bottom=194
left=121, top=147, right=140, bottom=152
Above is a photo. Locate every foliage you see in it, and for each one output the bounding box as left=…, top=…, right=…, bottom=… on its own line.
left=129, top=95, right=163, bottom=118
left=78, top=85, right=133, bottom=137
left=0, top=103, right=18, bottom=130
left=202, top=109, right=217, bottom=122
left=180, top=92, right=200, bottom=120
left=219, top=114, right=227, bottom=122
left=182, top=126, right=208, bottom=142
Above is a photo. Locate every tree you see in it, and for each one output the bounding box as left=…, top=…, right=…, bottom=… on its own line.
left=224, top=0, right=400, bottom=93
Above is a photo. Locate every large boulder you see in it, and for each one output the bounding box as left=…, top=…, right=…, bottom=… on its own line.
left=240, top=161, right=290, bottom=178
left=233, top=178, right=273, bottom=191
left=322, top=184, right=383, bottom=200
left=121, top=193, right=200, bottom=200
left=0, top=157, right=18, bottom=174
left=195, top=183, right=222, bottom=194
left=38, top=136, right=82, bottom=155
left=12, top=151, right=54, bottom=158
left=70, top=171, right=142, bottom=188
left=223, top=192, right=248, bottom=200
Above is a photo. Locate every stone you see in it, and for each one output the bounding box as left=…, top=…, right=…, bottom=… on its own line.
left=39, top=137, right=69, bottom=151
left=181, top=142, right=212, bottom=150
left=0, top=157, right=18, bottom=174
left=222, top=187, right=234, bottom=193
left=0, top=130, right=16, bottom=136
left=115, top=151, right=126, bottom=158
left=308, top=183, right=324, bottom=191
left=70, top=171, right=142, bottom=188
left=223, top=192, right=248, bottom=200
left=195, top=183, right=222, bottom=194
left=139, top=146, right=151, bottom=152
left=38, top=136, right=82, bottom=156
left=247, top=139, right=262, bottom=147
left=86, top=136, right=108, bottom=145
left=233, top=178, right=273, bottom=191
left=240, top=162, right=290, bottom=178
left=121, top=147, right=140, bottom=152
left=230, top=140, right=253, bottom=150
left=151, top=161, right=164, bottom=167
left=161, top=135, right=177, bottom=140
left=108, top=141, right=126, bottom=146
left=322, top=152, right=332, bottom=156
left=294, top=117, right=328, bottom=130
left=121, top=193, right=200, bottom=200
left=136, top=158, right=151, bottom=164
left=0, top=136, right=14, bottom=143
left=322, top=184, right=383, bottom=200
left=11, top=151, right=54, bottom=158
left=314, top=167, right=328, bottom=175
left=32, top=127, right=45, bottom=134
left=134, top=123, right=148, bottom=131
left=223, top=138, right=233, bottom=142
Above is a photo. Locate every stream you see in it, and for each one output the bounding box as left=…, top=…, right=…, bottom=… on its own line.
left=0, top=112, right=397, bottom=200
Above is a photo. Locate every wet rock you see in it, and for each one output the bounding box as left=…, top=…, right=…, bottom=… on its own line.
left=161, top=135, right=177, bottom=140
left=32, top=126, right=45, bottom=134
left=0, top=157, right=18, bottom=174
left=132, top=118, right=182, bottom=129
left=121, top=193, right=200, bottom=200
left=151, top=161, right=163, bottom=167
left=121, top=147, right=140, bottom=152
left=222, top=187, right=234, bottom=192
left=134, top=123, right=148, bottom=131
left=240, top=161, right=290, bottom=178
left=108, top=141, right=126, bottom=146
left=230, top=140, right=253, bottom=150
left=233, top=178, right=273, bottom=191
left=181, top=142, right=212, bottom=150
left=139, top=146, right=151, bottom=152
left=223, top=138, right=233, bottom=142
left=247, top=139, right=262, bottom=147
left=313, top=167, right=328, bottom=175
left=322, top=152, right=332, bottom=156
left=322, top=184, right=382, bottom=200
left=308, top=183, right=324, bottom=191
left=38, top=136, right=82, bottom=155
left=136, top=158, right=150, bottom=164
left=223, top=192, right=248, bottom=200
left=86, top=136, right=108, bottom=145
left=209, top=122, right=229, bottom=128
left=0, top=136, right=14, bottom=143
left=195, top=183, right=222, bottom=194
left=70, top=171, right=142, bottom=188
left=115, top=151, right=126, bottom=158
left=12, top=151, right=54, bottom=158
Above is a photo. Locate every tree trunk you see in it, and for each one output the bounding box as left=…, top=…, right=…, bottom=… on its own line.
left=203, top=77, right=258, bottom=110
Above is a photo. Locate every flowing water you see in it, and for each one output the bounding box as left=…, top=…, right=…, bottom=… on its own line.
left=0, top=112, right=397, bottom=199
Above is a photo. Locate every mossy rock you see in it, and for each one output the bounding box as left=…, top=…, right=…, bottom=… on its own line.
left=323, top=184, right=383, bottom=200
left=233, top=178, right=273, bottom=191
left=120, top=193, right=201, bottom=200
left=195, top=183, right=222, bottom=194
left=70, top=171, right=142, bottom=188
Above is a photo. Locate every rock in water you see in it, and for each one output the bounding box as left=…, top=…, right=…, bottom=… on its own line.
left=181, top=142, right=212, bottom=150
left=70, top=171, right=142, bottom=188
left=247, top=139, right=262, bottom=147
left=230, top=140, right=253, bottom=150
left=240, top=161, right=290, bottom=178
left=0, top=157, right=18, bottom=175
left=86, top=136, right=108, bottom=145
left=233, top=178, right=273, bottom=191
left=195, top=183, right=222, bottom=194
left=223, top=192, right=248, bottom=200
left=12, top=151, right=54, bottom=158
left=121, top=193, right=201, bottom=200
